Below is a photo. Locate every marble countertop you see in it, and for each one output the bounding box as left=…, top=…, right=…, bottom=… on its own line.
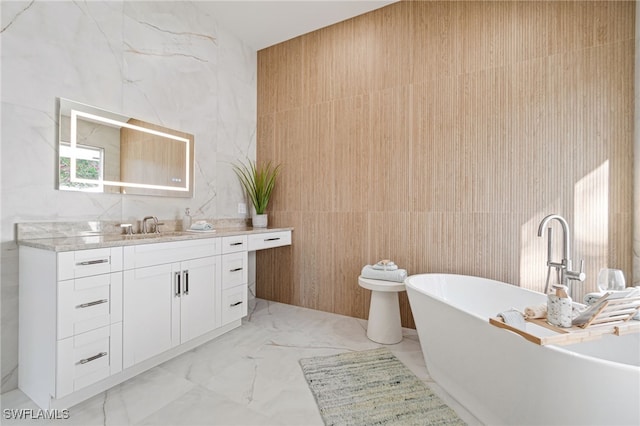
left=17, top=227, right=293, bottom=252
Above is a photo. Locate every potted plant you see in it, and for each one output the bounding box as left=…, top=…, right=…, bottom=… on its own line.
left=232, top=159, right=281, bottom=228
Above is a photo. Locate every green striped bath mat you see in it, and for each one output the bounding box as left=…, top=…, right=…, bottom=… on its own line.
left=299, top=348, right=466, bottom=426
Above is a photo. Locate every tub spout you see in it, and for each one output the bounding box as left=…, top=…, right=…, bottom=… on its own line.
left=537, top=214, right=585, bottom=298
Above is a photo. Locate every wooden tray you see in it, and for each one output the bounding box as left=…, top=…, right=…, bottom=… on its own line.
left=490, top=294, right=640, bottom=346
left=572, top=295, right=640, bottom=328
left=490, top=317, right=640, bottom=346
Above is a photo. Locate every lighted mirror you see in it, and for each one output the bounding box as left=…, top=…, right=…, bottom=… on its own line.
left=58, top=98, right=194, bottom=197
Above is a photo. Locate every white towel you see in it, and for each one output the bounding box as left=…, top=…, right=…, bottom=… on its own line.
left=585, top=289, right=640, bottom=306
left=524, top=304, right=547, bottom=319
left=360, top=265, right=407, bottom=283
left=584, top=292, right=605, bottom=305
left=190, top=221, right=214, bottom=231
left=497, top=309, right=526, bottom=329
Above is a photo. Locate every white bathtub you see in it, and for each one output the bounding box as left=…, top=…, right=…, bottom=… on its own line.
left=405, top=273, right=640, bottom=426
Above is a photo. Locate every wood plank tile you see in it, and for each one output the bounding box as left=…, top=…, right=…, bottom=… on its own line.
left=331, top=212, right=368, bottom=319
left=256, top=0, right=634, bottom=328
left=333, top=95, right=370, bottom=212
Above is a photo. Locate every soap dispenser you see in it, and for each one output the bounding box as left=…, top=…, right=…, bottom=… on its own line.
left=183, top=208, right=192, bottom=231
left=547, top=284, right=572, bottom=328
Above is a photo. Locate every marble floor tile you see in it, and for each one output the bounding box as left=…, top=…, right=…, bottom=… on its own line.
left=138, top=387, right=276, bottom=426
left=1, top=299, right=481, bottom=425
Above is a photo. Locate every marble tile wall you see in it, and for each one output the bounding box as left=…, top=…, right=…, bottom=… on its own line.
left=1, top=1, right=256, bottom=392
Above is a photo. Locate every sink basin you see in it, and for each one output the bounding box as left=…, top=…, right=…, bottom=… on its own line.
left=122, top=231, right=187, bottom=240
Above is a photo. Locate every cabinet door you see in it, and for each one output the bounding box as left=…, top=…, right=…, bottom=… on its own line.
left=123, top=263, right=180, bottom=369
left=180, top=256, right=220, bottom=343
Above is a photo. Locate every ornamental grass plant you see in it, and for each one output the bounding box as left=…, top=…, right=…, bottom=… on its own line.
left=232, top=159, right=281, bottom=215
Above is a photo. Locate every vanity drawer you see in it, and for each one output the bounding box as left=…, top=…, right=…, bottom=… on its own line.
left=57, top=272, right=122, bottom=340
left=58, top=247, right=123, bottom=280
left=221, top=284, right=247, bottom=326
left=56, top=323, right=122, bottom=398
left=247, top=231, right=291, bottom=251
left=221, top=252, right=248, bottom=289
left=221, top=235, right=247, bottom=254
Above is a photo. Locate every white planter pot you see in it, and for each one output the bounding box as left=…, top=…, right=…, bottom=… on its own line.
left=252, top=213, right=268, bottom=228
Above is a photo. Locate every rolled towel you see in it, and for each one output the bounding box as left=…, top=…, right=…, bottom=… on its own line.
left=585, top=289, right=640, bottom=305
left=524, top=304, right=547, bottom=319
left=372, top=259, right=399, bottom=271
left=360, top=265, right=407, bottom=283
left=497, top=309, right=526, bottom=330
left=584, top=292, right=605, bottom=306
left=190, top=221, right=214, bottom=231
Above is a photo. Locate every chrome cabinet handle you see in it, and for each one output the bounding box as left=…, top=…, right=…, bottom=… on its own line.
left=183, top=270, right=189, bottom=295
left=230, top=242, right=243, bottom=246
left=79, top=352, right=107, bottom=365
left=77, top=259, right=109, bottom=266
left=230, top=301, right=243, bottom=307
left=230, top=267, right=243, bottom=272
left=264, top=237, right=280, bottom=242
left=77, top=299, right=108, bottom=309
left=175, top=271, right=181, bottom=297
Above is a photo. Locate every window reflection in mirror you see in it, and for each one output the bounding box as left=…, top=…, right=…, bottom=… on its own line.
left=58, top=143, right=104, bottom=192
left=58, top=98, right=194, bottom=198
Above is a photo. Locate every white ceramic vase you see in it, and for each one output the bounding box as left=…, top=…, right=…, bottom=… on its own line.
left=252, top=213, right=268, bottom=228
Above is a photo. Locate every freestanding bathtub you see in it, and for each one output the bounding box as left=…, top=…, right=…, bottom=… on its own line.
left=405, top=273, right=640, bottom=426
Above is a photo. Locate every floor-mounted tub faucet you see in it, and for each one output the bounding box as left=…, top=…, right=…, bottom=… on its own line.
left=537, top=214, right=586, bottom=299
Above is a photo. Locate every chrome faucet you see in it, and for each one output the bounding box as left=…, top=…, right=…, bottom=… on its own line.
left=142, top=216, right=158, bottom=234
left=120, top=223, right=134, bottom=235
left=537, top=214, right=585, bottom=298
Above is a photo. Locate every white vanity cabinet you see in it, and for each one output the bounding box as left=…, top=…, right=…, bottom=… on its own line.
left=19, top=245, right=124, bottom=410
left=122, top=238, right=221, bottom=368
left=18, top=227, right=292, bottom=410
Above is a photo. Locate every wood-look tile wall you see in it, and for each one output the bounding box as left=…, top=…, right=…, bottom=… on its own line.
left=256, top=1, right=635, bottom=328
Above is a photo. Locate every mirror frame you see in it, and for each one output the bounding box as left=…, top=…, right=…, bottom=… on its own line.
left=58, top=98, right=195, bottom=198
